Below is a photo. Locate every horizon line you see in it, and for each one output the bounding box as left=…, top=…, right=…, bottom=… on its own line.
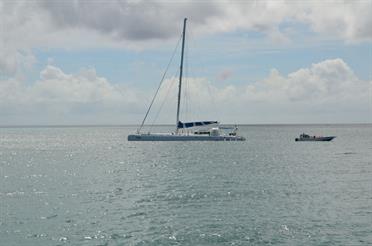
left=0, top=123, right=371, bottom=128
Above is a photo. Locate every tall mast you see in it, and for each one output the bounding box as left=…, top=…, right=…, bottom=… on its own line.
left=176, top=18, right=187, bottom=134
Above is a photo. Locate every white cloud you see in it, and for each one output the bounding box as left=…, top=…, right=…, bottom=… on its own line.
left=35, top=66, right=121, bottom=104
left=244, top=58, right=367, bottom=103
left=6, top=58, right=370, bottom=124
left=0, top=58, right=370, bottom=124
left=0, top=65, right=144, bottom=124
left=151, top=58, right=371, bottom=123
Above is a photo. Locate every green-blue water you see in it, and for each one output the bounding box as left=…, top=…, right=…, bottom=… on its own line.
left=1, top=125, right=371, bottom=245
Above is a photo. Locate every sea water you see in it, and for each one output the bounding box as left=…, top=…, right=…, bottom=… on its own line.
left=1, top=125, right=371, bottom=245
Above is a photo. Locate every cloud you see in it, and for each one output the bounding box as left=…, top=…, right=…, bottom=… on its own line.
left=36, top=0, right=372, bottom=42
left=244, top=58, right=367, bottom=103
left=35, top=0, right=288, bottom=45
left=184, top=59, right=369, bottom=103
left=0, top=65, right=143, bottom=124
left=0, top=58, right=370, bottom=124
left=39, top=0, right=222, bottom=41
left=295, top=1, right=372, bottom=43
left=1, top=0, right=371, bottom=76
left=152, top=58, right=371, bottom=123
left=0, top=0, right=371, bottom=124
left=36, top=66, right=121, bottom=104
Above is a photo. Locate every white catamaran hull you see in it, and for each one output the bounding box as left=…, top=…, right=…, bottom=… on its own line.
left=128, top=134, right=245, bottom=141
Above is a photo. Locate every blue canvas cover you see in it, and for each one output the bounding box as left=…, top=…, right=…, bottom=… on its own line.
left=177, top=121, right=218, bottom=129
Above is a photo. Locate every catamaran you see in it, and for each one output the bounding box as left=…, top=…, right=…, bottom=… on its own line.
left=128, top=18, right=245, bottom=141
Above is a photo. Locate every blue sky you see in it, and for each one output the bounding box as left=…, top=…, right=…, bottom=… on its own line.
left=0, top=0, right=371, bottom=125
left=31, top=32, right=370, bottom=86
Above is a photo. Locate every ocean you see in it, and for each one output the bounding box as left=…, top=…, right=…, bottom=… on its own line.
left=1, top=125, right=371, bottom=245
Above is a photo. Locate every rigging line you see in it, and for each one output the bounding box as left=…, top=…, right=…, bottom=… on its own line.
left=149, top=72, right=178, bottom=132
left=137, top=34, right=182, bottom=133
left=191, top=27, right=217, bottom=122
left=188, top=28, right=201, bottom=121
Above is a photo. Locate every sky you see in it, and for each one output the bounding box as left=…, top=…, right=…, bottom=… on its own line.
left=0, top=0, right=371, bottom=125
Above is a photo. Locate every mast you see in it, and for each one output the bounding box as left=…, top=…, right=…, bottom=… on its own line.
left=176, top=18, right=187, bottom=134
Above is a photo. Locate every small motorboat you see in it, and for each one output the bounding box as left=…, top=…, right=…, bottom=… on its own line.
left=295, top=133, right=335, bottom=142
